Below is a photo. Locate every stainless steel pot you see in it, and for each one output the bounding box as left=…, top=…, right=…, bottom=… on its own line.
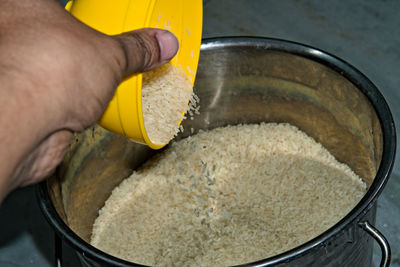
left=37, top=37, right=396, bottom=267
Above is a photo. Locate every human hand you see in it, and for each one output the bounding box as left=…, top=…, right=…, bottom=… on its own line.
left=0, top=0, right=178, bottom=201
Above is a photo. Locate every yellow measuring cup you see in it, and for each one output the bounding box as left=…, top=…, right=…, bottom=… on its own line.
left=66, top=0, right=202, bottom=149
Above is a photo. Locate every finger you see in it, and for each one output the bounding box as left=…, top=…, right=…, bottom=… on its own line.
left=114, top=28, right=179, bottom=74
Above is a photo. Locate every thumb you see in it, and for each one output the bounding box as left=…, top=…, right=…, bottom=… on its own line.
left=114, top=28, right=179, bottom=74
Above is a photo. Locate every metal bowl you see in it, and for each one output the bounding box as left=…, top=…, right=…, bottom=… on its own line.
left=37, top=37, right=396, bottom=266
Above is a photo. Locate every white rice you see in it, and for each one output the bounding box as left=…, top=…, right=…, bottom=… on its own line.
left=142, top=63, right=197, bottom=145
left=91, top=123, right=366, bottom=266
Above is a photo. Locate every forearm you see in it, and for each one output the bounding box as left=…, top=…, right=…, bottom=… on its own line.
left=0, top=69, right=59, bottom=201
left=0, top=0, right=77, bottom=202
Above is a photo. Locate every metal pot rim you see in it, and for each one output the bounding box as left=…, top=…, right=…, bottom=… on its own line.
left=36, top=36, right=396, bottom=267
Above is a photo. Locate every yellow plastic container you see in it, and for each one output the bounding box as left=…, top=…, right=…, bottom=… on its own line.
left=65, top=0, right=202, bottom=149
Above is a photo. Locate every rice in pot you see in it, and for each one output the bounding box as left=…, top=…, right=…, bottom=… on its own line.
left=91, top=123, right=366, bottom=266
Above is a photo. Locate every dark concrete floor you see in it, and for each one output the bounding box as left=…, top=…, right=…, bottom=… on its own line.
left=0, top=0, right=399, bottom=266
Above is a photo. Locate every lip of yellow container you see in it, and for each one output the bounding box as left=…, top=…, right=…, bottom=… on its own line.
left=65, top=0, right=202, bottom=149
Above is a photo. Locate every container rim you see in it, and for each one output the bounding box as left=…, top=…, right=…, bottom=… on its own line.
left=37, top=36, right=396, bottom=267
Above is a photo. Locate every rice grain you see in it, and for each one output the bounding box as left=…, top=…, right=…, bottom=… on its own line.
left=142, top=63, right=197, bottom=145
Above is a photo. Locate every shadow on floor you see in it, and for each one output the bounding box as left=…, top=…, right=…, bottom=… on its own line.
left=0, top=186, right=53, bottom=266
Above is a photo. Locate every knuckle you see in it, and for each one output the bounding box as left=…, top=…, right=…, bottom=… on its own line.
left=132, top=32, right=160, bottom=70
left=116, top=30, right=161, bottom=73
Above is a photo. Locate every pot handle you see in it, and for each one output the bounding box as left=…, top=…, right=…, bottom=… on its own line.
left=55, top=233, right=63, bottom=267
left=359, top=221, right=391, bottom=267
